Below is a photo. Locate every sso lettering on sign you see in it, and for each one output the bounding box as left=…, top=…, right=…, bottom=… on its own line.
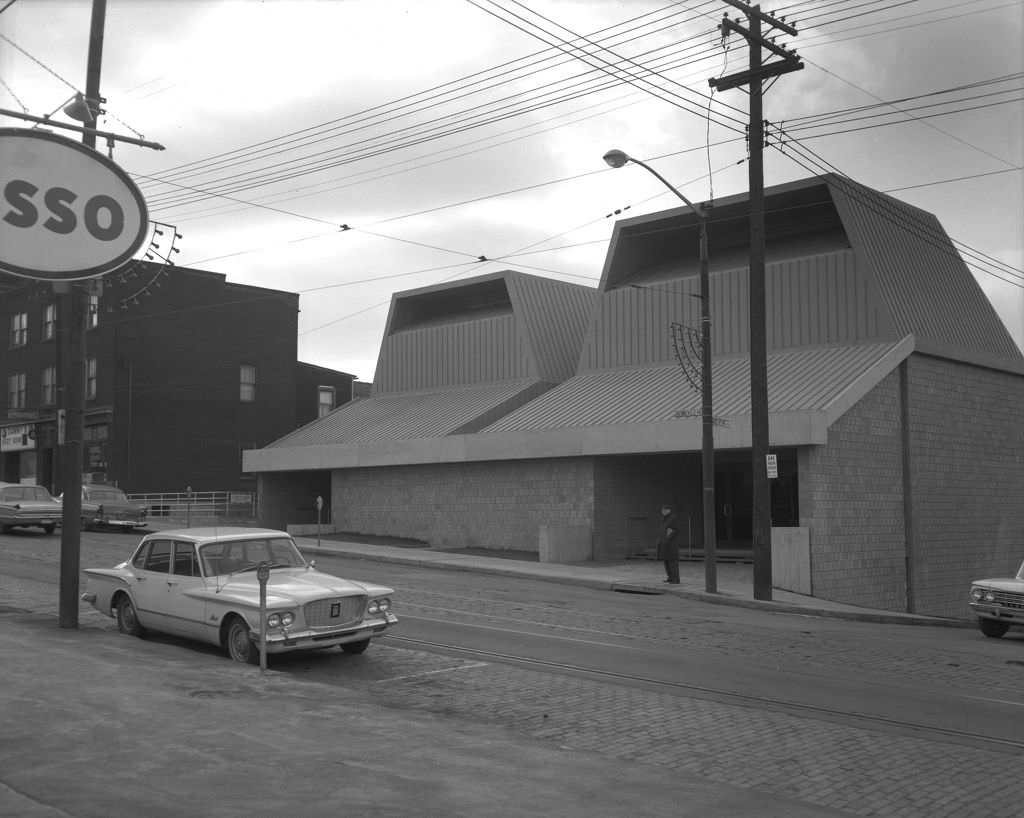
left=0, top=128, right=148, bottom=281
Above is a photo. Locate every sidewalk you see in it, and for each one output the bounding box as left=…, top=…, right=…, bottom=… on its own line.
left=293, top=534, right=967, bottom=628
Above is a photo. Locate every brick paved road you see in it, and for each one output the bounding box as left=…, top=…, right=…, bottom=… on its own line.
left=3, top=534, right=1023, bottom=817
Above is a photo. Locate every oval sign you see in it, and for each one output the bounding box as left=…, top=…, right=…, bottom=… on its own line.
left=0, top=128, right=149, bottom=281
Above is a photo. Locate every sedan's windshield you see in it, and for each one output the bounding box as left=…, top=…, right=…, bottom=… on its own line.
left=87, top=489, right=128, bottom=502
left=199, top=537, right=306, bottom=576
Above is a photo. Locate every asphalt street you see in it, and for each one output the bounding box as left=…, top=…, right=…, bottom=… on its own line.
left=1, top=527, right=1021, bottom=818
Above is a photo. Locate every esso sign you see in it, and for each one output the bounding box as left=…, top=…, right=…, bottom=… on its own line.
left=0, top=128, right=148, bottom=281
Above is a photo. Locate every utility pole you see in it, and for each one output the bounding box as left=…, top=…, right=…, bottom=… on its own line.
left=58, top=0, right=106, bottom=629
left=709, top=1, right=801, bottom=601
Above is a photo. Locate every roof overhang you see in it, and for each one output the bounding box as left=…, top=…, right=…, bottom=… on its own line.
left=244, top=338, right=924, bottom=474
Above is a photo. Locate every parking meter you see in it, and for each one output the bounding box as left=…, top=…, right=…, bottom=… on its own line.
left=257, top=561, right=270, bottom=671
left=316, top=495, right=323, bottom=547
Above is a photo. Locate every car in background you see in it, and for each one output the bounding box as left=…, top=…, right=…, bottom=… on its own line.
left=81, top=527, right=397, bottom=663
left=0, top=482, right=61, bottom=534
left=62, top=485, right=148, bottom=531
left=969, top=560, right=1024, bottom=638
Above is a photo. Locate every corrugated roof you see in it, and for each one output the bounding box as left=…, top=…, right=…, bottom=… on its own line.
left=483, top=342, right=900, bottom=432
left=825, top=176, right=1023, bottom=362
left=268, top=379, right=548, bottom=447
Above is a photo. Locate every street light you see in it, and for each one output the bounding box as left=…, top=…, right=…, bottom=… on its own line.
left=602, top=149, right=717, bottom=593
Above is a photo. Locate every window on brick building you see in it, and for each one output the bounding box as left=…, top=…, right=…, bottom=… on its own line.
left=240, top=364, right=257, bottom=402
left=41, top=366, right=56, bottom=405
left=86, top=358, right=97, bottom=400
left=8, top=371, right=26, bottom=409
left=87, top=295, right=99, bottom=329
left=317, top=386, right=335, bottom=417
left=10, top=312, right=27, bottom=347
left=43, top=303, right=56, bottom=341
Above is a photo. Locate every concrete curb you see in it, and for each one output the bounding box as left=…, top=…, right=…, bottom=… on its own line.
left=300, top=542, right=970, bottom=629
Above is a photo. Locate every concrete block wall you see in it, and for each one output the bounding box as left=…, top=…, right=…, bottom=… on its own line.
left=331, top=457, right=596, bottom=552
left=800, top=369, right=908, bottom=612
left=904, top=355, right=1024, bottom=618
left=593, top=454, right=702, bottom=560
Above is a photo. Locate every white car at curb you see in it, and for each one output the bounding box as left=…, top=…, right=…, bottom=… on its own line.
left=82, top=527, right=397, bottom=663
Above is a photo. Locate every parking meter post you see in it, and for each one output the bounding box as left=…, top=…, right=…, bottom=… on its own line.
left=186, top=485, right=192, bottom=528
left=257, top=561, right=269, bottom=672
left=315, top=495, right=323, bottom=548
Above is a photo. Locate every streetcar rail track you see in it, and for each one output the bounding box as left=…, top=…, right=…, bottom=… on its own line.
left=387, top=633, right=1024, bottom=754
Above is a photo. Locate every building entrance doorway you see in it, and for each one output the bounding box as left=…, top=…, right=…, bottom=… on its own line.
left=713, top=449, right=799, bottom=556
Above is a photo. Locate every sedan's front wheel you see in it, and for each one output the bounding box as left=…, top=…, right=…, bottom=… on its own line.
left=225, top=617, right=259, bottom=664
left=979, top=618, right=1009, bottom=638
left=341, top=639, right=370, bottom=655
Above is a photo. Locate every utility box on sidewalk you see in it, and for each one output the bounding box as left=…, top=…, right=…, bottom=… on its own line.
left=539, top=525, right=593, bottom=563
left=772, top=527, right=811, bottom=594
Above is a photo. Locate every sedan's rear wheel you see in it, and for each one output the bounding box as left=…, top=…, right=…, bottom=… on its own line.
left=116, top=595, right=146, bottom=637
left=43, top=524, right=56, bottom=534
left=341, top=639, right=370, bottom=655
left=979, top=618, right=1009, bottom=638
left=225, top=616, right=259, bottom=664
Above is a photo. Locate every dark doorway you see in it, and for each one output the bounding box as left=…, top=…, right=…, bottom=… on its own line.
left=714, top=449, right=799, bottom=554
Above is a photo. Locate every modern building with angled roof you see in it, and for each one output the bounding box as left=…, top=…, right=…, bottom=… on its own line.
left=245, top=176, right=1024, bottom=619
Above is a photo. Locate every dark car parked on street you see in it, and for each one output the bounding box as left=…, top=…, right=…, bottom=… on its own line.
left=59, top=485, right=148, bottom=531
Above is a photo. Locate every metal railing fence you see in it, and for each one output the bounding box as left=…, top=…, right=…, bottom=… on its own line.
left=127, top=490, right=258, bottom=526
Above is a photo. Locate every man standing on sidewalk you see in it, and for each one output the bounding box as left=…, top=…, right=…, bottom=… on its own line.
left=656, top=504, right=680, bottom=584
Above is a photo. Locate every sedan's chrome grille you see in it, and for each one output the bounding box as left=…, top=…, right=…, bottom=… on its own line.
left=992, top=592, right=1024, bottom=610
left=304, top=596, right=366, bottom=629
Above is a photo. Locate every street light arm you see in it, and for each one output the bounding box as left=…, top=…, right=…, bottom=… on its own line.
left=623, top=156, right=701, bottom=220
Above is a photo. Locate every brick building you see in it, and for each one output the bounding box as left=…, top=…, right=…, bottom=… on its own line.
left=245, top=176, right=1024, bottom=618
left=1, top=263, right=354, bottom=494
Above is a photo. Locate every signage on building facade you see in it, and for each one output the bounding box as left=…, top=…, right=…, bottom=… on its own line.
left=0, top=128, right=149, bottom=281
left=0, top=423, right=36, bottom=452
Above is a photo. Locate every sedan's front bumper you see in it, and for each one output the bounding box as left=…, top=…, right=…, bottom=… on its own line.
left=969, top=602, right=1024, bottom=624
left=256, top=612, right=398, bottom=654
left=91, top=519, right=147, bottom=528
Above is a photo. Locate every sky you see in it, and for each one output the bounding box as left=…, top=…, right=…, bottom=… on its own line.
left=2, top=0, right=1022, bottom=382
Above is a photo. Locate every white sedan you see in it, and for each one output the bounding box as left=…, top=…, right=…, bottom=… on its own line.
left=969, top=560, right=1024, bottom=638
left=82, top=527, right=397, bottom=663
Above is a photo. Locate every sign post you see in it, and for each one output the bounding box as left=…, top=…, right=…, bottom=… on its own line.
left=0, top=127, right=150, bottom=629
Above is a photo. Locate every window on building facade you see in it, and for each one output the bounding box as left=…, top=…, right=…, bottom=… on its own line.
left=43, top=303, right=56, bottom=341
left=86, top=358, right=97, bottom=400
left=84, top=424, right=109, bottom=441
left=41, top=366, right=56, bottom=405
left=10, top=312, right=27, bottom=347
left=317, top=385, right=335, bottom=417
left=87, top=295, right=99, bottom=329
left=240, top=364, right=257, bottom=402
left=8, top=371, right=26, bottom=409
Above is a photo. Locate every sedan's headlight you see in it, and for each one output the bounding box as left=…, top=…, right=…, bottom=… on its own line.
left=971, top=587, right=983, bottom=601
left=984, top=590, right=996, bottom=602
left=266, top=612, right=295, bottom=629
left=367, top=598, right=391, bottom=615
